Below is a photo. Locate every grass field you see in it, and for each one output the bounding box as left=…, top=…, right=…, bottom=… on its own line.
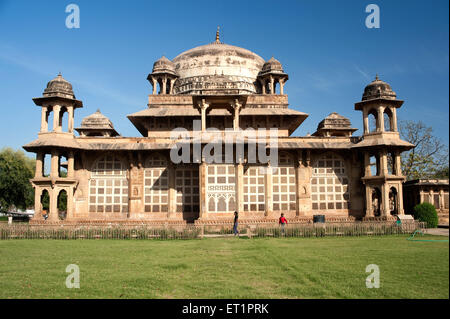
left=0, top=235, right=448, bottom=299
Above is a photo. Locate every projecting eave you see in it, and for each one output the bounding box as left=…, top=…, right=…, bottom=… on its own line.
left=274, top=136, right=359, bottom=149
left=351, top=137, right=414, bottom=150
left=33, top=96, right=83, bottom=108
left=23, top=137, right=82, bottom=152
left=354, top=98, right=404, bottom=110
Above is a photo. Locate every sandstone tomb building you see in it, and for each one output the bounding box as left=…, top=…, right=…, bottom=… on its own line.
left=24, top=33, right=414, bottom=224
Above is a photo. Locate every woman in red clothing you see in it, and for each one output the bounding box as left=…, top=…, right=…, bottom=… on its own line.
left=279, top=213, right=287, bottom=235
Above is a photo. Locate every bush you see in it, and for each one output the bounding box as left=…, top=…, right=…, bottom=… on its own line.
left=413, top=203, right=439, bottom=228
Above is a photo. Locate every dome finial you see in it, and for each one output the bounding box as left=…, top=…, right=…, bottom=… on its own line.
left=215, top=26, right=220, bottom=43
left=375, top=73, right=379, bottom=81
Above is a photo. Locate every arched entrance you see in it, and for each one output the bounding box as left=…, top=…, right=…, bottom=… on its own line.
left=40, top=189, right=50, bottom=219
left=58, top=190, right=67, bottom=220
left=372, top=188, right=381, bottom=217
left=389, top=187, right=398, bottom=215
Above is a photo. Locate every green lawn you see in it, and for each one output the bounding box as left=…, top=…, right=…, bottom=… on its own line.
left=0, top=235, right=448, bottom=299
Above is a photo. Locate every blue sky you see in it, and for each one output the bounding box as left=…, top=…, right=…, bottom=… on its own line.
left=0, top=0, right=448, bottom=157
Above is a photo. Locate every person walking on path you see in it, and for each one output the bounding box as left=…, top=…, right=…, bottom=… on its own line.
left=233, top=211, right=239, bottom=236
left=279, top=213, right=288, bottom=235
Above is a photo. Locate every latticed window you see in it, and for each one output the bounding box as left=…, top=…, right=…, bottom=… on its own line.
left=311, top=153, right=350, bottom=210
left=272, top=153, right=296, bottom=211
left=144, top=155, right=169, bottom=213
left=244, top=166, right=265, bottom=212
left=176, top=166, right=199, bottom=213
left=206, top=164, right=236, bottom=212
left=89, top=155, right=128, bottom=213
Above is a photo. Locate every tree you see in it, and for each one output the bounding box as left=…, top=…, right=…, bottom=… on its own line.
left=399, top=120, right=449, bottom=180
left=0, top=148, right=35, bottom=213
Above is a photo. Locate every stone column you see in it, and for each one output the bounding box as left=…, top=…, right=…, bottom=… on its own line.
left=363, top=108, right=369, bottom=134
left=41, top=106, right=48, bottom=132
left=67, top=106, right=74, bottom=133
left=392, top=107, right=398, bottom=132
left=381, top=184, right=389, bottom=216
left=199, top=160, right=207, bottom=219
left=50, top=150, right=59, bottom=178
left=162, top=76, right=167, bottom=95
left=66, top=188, right=74, bottom=220
left=67, top=151, right=75, bottom=178
left=151, top=78, right=157, bottom=95
left=380, top=151, right=388, bottom=176
left=395, top=152, right=402, bottom=176
left=35, top=152, right=44, bottom=178
left=232, top=99, right=241, bottom=131
left=200, top=99, right=209, bottom=132
left=377, top=107, right=384, bottom=132
left=295, top=157, right=302, bottom=217
left=235, top=161, right=244, bottom=213
left=49, top=189, right=59, bottom=221
left=260, top=79, right=266, bottom=94
left=168, top=164, right=176, bottom=218
left=169, top=79, right=175, bottom=94
left=33, top=188, right=43, bottom=220
left=269, top=76, right=274, bottom=94
left=264, top=162, right=273, bottom=217
left=365, top=185, right=374, bottom=217
left=279, top=79, right=285, bottom=95
left=398, top=184, right=405, bottom=215
left=364, top=152, right=371, bottom=176
left=53, top=105, right=61, bottom=132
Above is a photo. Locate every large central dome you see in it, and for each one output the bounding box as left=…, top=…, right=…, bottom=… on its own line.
left=171, top=41, right=265, bottom=95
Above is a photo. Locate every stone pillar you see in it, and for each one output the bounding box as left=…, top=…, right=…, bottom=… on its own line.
left=365, top=185, right=374, bottom=217
left=53, top=105, right=61, bottom=132
left=199, top=160, right=207, bottom=219
left=168, top=164, right=176, bottom=218
left=35, top=152, right=44, bottom=178
left=67, top=106, right=74, bottom=133
left=162, top=76, right=167, bottom=95
left=381, top=184, right=389, bottom=216
left=152, top=78, right=157, bottom=95
left=66, top=188, right=74, bottom=220
left=260, top=79, right=266, bottom=94
left=363, top=108, right=369, bottom=134
left=169, top=79, right=175, bottom=94
left=200, top=99, right=209, bottom=132
left=392, top=107, right=398, bottom=132
left=380, top=151, right=388, bottom=176
left=269, top=76, right=274, bottom=94
left=398, top=184, right=405, bottom=215
left=41, top=106, right=48, bottom=132
left=49, top=189, right=59, bottom=221
left=295, top=157, right=302, bottom=217
left=67, top=151, right=75, bottom=178
left=235, top=161, right=244, bottom=213
left=377, top=107, right=384, bottom=132
left=233, top=99, right=241, bottom=131
left=395, top=152, right=402, bottom=176
left=364, top=152, right=371, bottom=177
left=33, top=188, right=43, bottom=220
left=264, top=162, right=273, bottom=217
left=50, top=150, right=59, bottom=178
left=279, top=79, right=285, bottom=95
